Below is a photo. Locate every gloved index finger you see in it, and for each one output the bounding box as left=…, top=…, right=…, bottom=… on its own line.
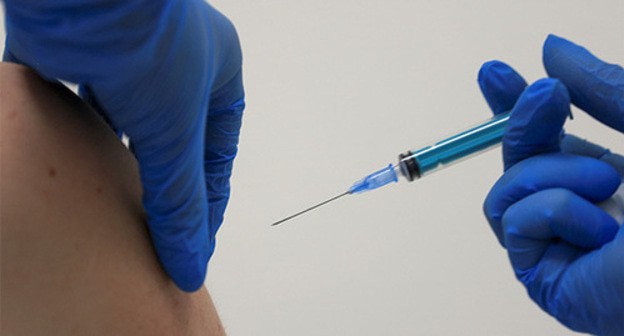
left=478, top=60, right=527, bottom=115
left=543, top=34, right=624, bottom=132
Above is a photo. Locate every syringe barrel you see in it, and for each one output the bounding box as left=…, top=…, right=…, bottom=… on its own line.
left=399, top=111, right=510, bottom=181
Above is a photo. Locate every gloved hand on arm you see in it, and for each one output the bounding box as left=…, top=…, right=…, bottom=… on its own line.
left=3, top=0, right=245, bottom=292
left=477, top=35, right=624, bottom=334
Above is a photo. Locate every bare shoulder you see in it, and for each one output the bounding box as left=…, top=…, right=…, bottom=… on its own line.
left=1, top=62, right=224, bottom=335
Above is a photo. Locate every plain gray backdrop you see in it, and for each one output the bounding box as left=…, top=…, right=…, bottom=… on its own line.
left=2, top=1, right=623, bottom=335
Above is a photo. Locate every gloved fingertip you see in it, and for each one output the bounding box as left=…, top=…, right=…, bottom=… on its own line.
left=141, top=177, right=212, bottom=292
left=477, top=60, right=527, bottom=115
left=602, top=153, right=624, bottom=177
left=503, top=78, right=570, bottom=169
left=165, top=252, right=209, bottom=292
left=2, top=47, right=20, bottom=63
left=543, top=34, right=598, bottom=75
left=483, top=189, right=508, bottom=248
left=543, top=34, right=568, bottom=52
left=524, top=77, right=569, bottom=101
left=149, top=216, right=212, bottom=292
left=520, top=78, right=571, bottom=116
left=477, top=60, right=508, bottom=83
left=543, top=34, right=574, bottom=73
left=548, top=190, right=620, bottom=249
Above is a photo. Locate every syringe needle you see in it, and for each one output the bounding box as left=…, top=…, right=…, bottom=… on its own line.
left=271, top=191, right=351, bottom=227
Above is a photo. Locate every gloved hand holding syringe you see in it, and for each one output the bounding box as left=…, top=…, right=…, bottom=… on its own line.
left=270, top=33, right=624, bottom=335
left=271, top=34, right=624, bottom=335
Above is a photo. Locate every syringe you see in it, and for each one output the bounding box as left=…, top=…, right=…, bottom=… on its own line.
left=350, top=111, right=510, bottom=194
left=271, top=111, right=510, bottom=226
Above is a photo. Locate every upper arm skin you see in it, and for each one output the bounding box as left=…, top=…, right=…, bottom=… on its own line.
left=0, top=63, right=224, bottom=335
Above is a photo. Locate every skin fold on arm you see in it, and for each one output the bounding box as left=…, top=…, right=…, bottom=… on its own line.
left=0, top=63, right=225, bottom=335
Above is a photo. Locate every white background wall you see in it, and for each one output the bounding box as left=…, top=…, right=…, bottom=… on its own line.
left=2, top=1, right=623, bottom=335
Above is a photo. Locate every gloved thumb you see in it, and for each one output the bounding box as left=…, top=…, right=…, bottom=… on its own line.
left=125, top=104, right=211, bottom=292
left=502, top=78, right=570, bottom=170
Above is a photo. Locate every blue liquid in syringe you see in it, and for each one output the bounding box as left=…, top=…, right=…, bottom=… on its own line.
left=409, top=112, right=510, bottom=176
left=348, top=112, right=511, bottom=194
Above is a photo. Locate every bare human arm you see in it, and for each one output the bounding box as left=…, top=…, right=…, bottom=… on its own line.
left=1, top=63, right=225, bottom=335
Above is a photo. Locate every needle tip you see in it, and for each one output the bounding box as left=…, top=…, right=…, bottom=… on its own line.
left=269, top=191, right=350, bottom=227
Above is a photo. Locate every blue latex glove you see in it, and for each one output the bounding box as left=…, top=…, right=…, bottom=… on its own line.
left=478, top=35, right=624, bottom=334
left=3, top=0, right=245, bottom=292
